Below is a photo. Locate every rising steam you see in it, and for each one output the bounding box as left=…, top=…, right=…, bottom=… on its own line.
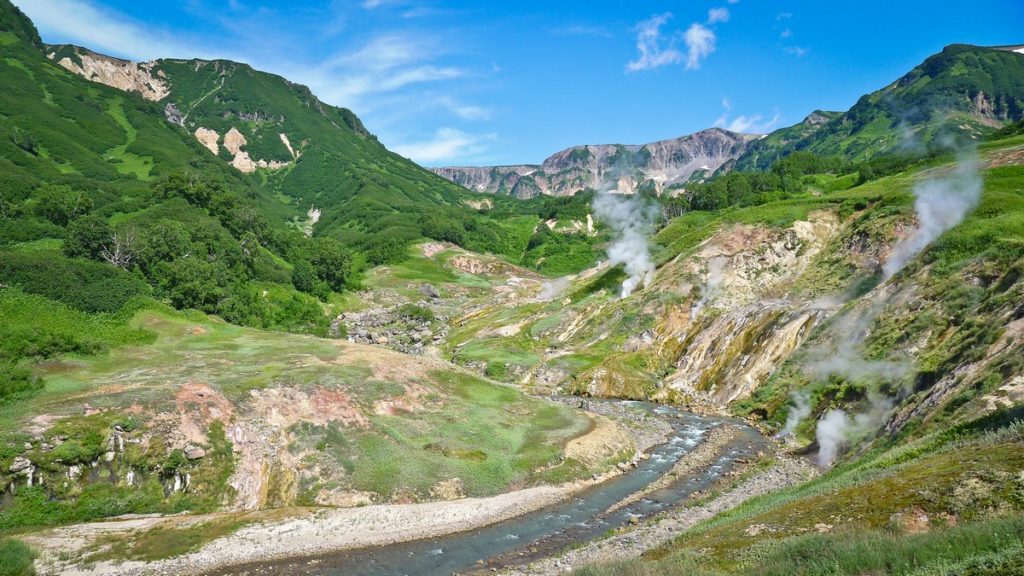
left=593, top=187, right=659, bottom=298
left=805, top=297, right=907, bottom=466
left=776, top=390, right=811, bottom=438
left=691, top=255, right=727, bottom=319
left=815, top=393, right=894, bottom=466
left=804, top=298, right=910, bottom=384
left=537, top=277, right=571, bottom=301
left=882, top=152, right=982, bottom=279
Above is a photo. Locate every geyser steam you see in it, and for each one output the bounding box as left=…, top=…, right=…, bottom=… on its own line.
left=776, top=390, right=810, bottom=438
left=805, top=298, right=906, bottom=466
left=882, top=152, right=982, bottom=279
left=815, top=394, right=894, bottom=466
left=691, top=255, right=727, bottom=319
left=593, top=187, right=659, bottom=298
left=537, top=277, right=571, bottom=301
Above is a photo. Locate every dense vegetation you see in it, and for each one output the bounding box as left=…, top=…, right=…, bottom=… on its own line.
left=734, top=44, right=1024, bottom=169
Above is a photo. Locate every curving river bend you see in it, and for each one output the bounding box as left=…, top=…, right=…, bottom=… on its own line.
left=212, top=401, right=767, bottom=576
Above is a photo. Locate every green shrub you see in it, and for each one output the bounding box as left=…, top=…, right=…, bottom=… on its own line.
left=0, top=538, right=36, bottom=576
left=0, top=362, right=42, bottom=405
left=0, top=250, right=151, bottom=313
left=398, top=303, right=434, bottom=323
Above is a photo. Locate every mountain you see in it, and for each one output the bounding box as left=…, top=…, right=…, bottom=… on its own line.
left=433, top=128, right=759, bottom=199
left=38, top=43, right=473, bottom=249
left=735, top=44, right=1024, bottom=169
left=2, top=0, right=605, bottom=346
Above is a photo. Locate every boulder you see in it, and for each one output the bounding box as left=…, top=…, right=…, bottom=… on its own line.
left=9, top=456, right=32, bottom=473
left=184, top=445, right=206, bottom=460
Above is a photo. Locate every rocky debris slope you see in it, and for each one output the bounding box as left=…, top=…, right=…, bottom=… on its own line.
left=433, top=128, right=759, bottom=198
left=339, top=301, right=448, bottom=354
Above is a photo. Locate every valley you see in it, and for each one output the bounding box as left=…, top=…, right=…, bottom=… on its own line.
left=1, top=1, right=1024, bottom=575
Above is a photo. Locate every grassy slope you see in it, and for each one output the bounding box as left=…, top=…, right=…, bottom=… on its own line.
left=575, top=416, right=1024, bottom=576
left=0, top=296, right=601, bottom=534
left=735, top=45, right=1024, bottom=169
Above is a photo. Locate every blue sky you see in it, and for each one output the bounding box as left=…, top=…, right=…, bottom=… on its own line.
left=14, top=0, right=1024, bottom=166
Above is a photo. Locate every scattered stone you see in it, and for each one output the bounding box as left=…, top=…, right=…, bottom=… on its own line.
left=185, top=445, right=207, bottom=460
left=419, top=284, right=441, bottom=299
left=9, top=456, right=31, bottom=473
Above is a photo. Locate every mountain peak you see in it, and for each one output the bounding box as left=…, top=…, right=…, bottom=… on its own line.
left=433, top=128, right=755, bottom=198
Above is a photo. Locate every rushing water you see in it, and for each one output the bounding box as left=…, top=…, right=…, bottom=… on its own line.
left=214, top=401, right=766, bottom=576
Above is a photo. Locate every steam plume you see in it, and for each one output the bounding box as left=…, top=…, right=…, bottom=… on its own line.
left=691, top=255, right=727, bottom=319
left=882, top=153, right=982, bottom=279
left=815, top=393, right=894, bottom=466
left=537, top=277, right=571, bottom=301
left=805, top=297, right=906, bottom=466
left=593, top=188, right=659, bottom=298
left=804, top=299, right=909, bottom=383
left=777, top=390, right=810, bottom=438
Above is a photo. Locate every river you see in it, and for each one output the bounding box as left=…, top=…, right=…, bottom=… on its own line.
left=211, top=401, right=767, bottom=576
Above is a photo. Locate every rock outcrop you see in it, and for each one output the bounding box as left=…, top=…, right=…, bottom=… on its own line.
left=432, top=128, right=759, bottom=198
left=47, top=45, right=169, bottom=101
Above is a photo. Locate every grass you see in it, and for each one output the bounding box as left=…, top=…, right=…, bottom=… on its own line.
left=0, top=538, right=36, bottom=576
left=102, top=97, right=153, bottom=181
left=574, top=515, right=1024, bottom=576
left=328, top=370, right=590, bottom=497
left=0, top=304, right=599, bottom=527
left=84, top=516, right=252, bottom=563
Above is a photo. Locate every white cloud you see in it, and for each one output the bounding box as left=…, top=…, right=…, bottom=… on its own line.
left=707, top=8, right=730, bottom=24
left=330, top=34, right=436, bottom=71
left=781, top=27, right=792, bottom=38
left=684, top=23, right=716, bottom=70
left=626, top=13, right=683, bottom=72
left=392, top=128, right=495, bottom=164
left=785, top=46, right=809, bottom=57
left=13, top=0, right=214, bottom=61
left=437, top=97, right=492, bottom=120
left=714, top=101, right=780, bottom=134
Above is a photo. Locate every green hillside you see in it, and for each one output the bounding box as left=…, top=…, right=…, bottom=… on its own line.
left=736, top=45, right=1024, bottom=168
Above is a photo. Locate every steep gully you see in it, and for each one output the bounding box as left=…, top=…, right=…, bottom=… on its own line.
left=210, top=400, right=768, bottom=576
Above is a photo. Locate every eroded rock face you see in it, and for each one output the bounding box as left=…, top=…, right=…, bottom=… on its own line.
left=432, top=128, right=759, bottom=198
left=49, top=47, right=169, bottom=101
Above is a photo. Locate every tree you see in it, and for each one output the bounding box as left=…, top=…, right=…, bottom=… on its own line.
left=33, top=185, right=92, bottom=226
left=154, top=258, right=225, bottom=312
left=290, top=259, right=317, bottom=294
left=100, top=230, right=137, bottom=270
left=309, top=237, right=355, bottom=292
left=64, top=214, right=112, bottom=260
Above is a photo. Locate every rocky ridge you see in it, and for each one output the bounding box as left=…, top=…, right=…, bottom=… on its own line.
left=433, top=128, right=759, bottom=198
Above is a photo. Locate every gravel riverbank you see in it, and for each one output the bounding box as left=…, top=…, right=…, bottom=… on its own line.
left=496, top=456, right=817, bottom=576
left=28, top=403, right=672, bottom=576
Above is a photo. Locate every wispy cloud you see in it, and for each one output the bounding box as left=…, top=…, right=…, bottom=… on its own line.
left=14, top=0, right=216, bottom=61
left=785, top=46, right=809, bottom=57
left=781, top=27, right=792, bottom=38
left=626, top=13, right=683, bottom=72
left=437, top=96, right=492, bottom=120
left=684, top=23, right=716, bottom=69
left=708, top=7, right=730, bottom=24
left=714, top=100, right=780, bottom=133
left=392, top=127, right=496, bottom=164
